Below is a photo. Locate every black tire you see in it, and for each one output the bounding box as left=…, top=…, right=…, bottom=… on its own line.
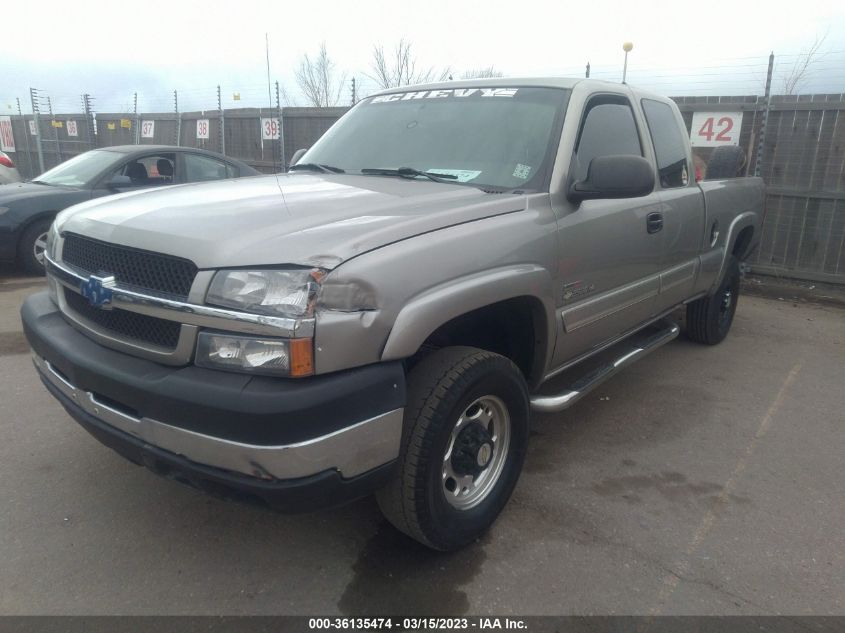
left=377, top=346, right=529, bottom=551
left=17, top=219, right=52, bottom=276
left=706, top=146, right=747, bottom=179
left=686, top=255, right=741, bottom=345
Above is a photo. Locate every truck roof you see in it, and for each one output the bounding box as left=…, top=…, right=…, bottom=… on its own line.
left=370, top=77, right=673, bottom=104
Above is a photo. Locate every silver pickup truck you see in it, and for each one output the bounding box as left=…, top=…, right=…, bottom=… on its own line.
left=21, top=78, right=763, bottom=550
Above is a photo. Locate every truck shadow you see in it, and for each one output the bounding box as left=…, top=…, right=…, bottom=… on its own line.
left=337, top=515, right=487, bottom=615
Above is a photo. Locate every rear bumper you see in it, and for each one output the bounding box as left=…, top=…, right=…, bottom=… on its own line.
left=22, top=291, right=406, bottom=511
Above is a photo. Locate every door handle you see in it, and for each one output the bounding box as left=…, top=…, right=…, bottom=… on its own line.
left=646, top=212, right=663, bottom=234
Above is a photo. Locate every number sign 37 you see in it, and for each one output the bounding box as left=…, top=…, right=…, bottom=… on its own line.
left=689, top=111, right=743, bottom=147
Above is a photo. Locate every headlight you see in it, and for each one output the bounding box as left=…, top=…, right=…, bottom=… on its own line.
left=195, top=332, right=314, bottom=377
left=45, top=222, right=60, bottom=303
left=206, top=269, right=324, bottom=318
left=46, top=221, right=59, bottom=260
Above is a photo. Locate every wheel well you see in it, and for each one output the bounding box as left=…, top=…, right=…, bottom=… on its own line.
left=409, top=296, right=547, bottom=388
left=16, top=212, right=56, bottom=253
left=732, top=226, right=754, bottom=259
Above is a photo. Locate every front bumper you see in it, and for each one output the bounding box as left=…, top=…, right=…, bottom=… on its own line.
left=22, top=291, right=406, bottom=511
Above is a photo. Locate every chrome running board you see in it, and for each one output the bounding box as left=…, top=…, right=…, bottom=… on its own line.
left=530, top=320, right=680, bottom=413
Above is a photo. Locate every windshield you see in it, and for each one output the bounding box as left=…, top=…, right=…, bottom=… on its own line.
left=301, top=86, right=569, bottom=191
left=35, top=150, right=118, bottom=187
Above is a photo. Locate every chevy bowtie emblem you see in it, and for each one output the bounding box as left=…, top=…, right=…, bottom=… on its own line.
left=80, top=274, right=116, bottom=309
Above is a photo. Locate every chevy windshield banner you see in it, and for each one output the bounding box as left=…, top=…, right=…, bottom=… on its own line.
left=371, top=88, right=519, bottom=103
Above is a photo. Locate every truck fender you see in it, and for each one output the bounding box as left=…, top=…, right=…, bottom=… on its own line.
left=708, top=210, right=759, bottom=294
left=381, top=264, right=556, bottom=366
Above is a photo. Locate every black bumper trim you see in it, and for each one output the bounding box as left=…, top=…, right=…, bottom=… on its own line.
left=22, top=291, right=406, bottom=446
left=44, top=375, right=397, bottom=512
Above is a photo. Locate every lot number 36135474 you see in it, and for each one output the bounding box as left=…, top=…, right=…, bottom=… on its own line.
left=689, top=111, right=743, bottom=147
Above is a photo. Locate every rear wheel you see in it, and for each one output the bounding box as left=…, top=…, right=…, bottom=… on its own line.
left=686, top=255, right=741, bottom=345
left=377, top=346, right=529, bottom=551
left=18, top=219, right=52, bottom=276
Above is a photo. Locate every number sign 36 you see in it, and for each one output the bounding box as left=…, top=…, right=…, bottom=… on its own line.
left=689, top=112, right=743, bottom=147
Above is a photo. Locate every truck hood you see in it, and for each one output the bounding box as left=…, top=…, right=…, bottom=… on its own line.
left=56, top=173, right=525, bottom=269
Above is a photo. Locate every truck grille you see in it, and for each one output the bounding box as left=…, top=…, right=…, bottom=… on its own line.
left=62, top=233, right=197, bottom=300
left=64, top=288, right=182, bottom=350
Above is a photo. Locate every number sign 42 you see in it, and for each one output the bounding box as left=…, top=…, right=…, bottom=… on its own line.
left=690, top=111, right=743, bottom=147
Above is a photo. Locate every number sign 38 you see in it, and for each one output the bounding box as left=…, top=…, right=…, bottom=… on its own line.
left=689, top=111, right=743, bottom=147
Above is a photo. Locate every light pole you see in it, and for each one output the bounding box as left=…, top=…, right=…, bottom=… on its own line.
left=622, top=41, right=633, bottom=83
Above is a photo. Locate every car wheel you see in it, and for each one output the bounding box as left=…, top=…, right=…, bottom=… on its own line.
left=686, top=255, right=741, bottom=345
left=376, top=346, right=529, bottom=551
left=18, top=219, right=52, bottom=276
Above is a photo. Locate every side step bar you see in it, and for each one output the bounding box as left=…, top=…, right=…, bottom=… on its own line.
left=530, top=320, right=680, bottom=413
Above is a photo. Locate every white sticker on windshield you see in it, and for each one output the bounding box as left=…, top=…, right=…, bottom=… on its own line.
left=426, top=169, right=482, bottom=183
left=513, top=163, right=532, bottom=179
left=371, top=88, right=519, bottom=103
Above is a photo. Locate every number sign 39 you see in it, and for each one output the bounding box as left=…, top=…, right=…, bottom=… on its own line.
left=261, top=118, right=280, bottom=140
left=689, top=112, right=743, bottom=147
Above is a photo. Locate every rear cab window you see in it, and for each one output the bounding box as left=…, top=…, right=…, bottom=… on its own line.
left=641, top=99, right=690, bottom=188
left=184, top=153, right=238, bottom=182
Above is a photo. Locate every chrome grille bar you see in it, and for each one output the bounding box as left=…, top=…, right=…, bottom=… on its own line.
left=46, top=253, right=315, bottom=339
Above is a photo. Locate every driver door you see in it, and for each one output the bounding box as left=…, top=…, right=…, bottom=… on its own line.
left=549, top=94, right=664, bottom=369
left=94, top=153, right=178, bottom=196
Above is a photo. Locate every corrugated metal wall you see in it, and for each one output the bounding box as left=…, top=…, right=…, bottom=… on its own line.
left=6, top=107, right=350, bottom=179
left=4, top=96, right=845, bottom=284
left=674, top=94, right=845, bottom=283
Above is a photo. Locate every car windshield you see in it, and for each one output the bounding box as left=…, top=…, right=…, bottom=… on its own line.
left=300, top=86, right=569, bottom=191
left=34, top=150, right=118, bottom=187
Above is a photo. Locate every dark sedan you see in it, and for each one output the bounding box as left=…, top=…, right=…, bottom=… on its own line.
left=0, top=145, right=260, bottom=273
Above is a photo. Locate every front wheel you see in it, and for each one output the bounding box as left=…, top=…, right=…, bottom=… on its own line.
left=18, top=219, right=52, bottom=276
left=377, top=346, right=529, bottom=551
left=686, top=255, right=741, bottom=345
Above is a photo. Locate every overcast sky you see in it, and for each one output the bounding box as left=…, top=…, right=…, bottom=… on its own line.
left=3, top=0, right=844, bottom=113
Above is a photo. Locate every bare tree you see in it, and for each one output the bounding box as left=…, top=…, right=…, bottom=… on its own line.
left=367, top=39, right=451, bottom=89
left=295, top=43, right=347, bottom=107
left=460, top=67, right=504, bottom=79
left=780, top=33, right=827, bottom=95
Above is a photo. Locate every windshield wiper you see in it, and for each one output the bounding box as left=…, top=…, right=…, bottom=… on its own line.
left=361, top=167, right=458, bottom=184
left=288, top=163, right=345, bottom=174
left=30, top=179, right=53, bottom=186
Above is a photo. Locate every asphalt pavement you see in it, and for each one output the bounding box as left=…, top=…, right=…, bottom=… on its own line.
left=1, top=269, right=842, bottom=615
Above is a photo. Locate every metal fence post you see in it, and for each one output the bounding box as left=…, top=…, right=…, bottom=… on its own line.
left=754, top=52, right=774, bottom=177
left=17, top=97, right=34, bottom=178
left=133, top=92, right=139, bottom=144
left=82, top=93, right=95, bottom=149
left=217, top=85, right=225, bottom=155
left=275, top=80, right=285, bottom=171
left=46, top=95, right=61, bottom=164
left=174, top=90, right=181, bottom=146
left=585, top=62, right=590, bottom=78
left=29, top=88, right=45, bottom=174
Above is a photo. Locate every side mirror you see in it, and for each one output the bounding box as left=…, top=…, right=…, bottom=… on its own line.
left=568, top=155, right=655, bottom=202
left=289, top=148, right=308, bottom=167
left=106, top=174, right=132, bottom=189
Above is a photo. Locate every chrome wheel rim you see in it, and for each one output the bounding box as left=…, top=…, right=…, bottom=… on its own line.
left=33, top=231, right=48, bottom=266
left=442, top=395, right=511, bottom=510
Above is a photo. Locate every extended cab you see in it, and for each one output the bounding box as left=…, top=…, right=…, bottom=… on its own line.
left=21, top=79, right=763, bottom=550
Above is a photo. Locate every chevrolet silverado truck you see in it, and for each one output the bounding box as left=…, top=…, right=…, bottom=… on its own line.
left=21, top=78, right=763, bottom=551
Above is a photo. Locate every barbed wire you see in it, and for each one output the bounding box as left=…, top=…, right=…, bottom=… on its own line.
left=4, top=49, right=844, bottom=115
